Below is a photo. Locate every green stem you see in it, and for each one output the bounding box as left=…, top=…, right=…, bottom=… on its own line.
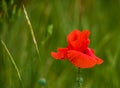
left=77, top=68, right=80, bottom=88
left=76, top=68, right=83, bottom=88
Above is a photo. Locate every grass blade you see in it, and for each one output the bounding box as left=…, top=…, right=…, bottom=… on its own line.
left=1, top=40, right=24, bottom=88
left=22, top=4, right=40, bottom=57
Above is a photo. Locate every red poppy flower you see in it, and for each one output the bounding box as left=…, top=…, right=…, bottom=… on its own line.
left=51, top=29, right=103, bottom=68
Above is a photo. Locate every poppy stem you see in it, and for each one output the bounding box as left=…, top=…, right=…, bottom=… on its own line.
left=76, top=68, right=83, bottom=88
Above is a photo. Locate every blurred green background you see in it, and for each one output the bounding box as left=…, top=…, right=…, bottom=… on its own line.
left=0, top=0, right=120, bottom=88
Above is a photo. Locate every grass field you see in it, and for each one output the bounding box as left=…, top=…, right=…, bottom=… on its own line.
left=0, top=0, right=120, bottom=88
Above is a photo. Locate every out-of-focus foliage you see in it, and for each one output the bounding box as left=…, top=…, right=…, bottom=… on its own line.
left=0, top=0, right=120, bottom=88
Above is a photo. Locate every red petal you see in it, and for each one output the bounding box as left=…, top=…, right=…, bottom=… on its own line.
left=67, top=30, right=90, bottom=52
left=95, top=57, right=104, bottom=64
left=85, top=48, right=104, bottom=64
left=67, top=30, right=81, bottom=50
left=51, top=48, right=68, bottom=60
left=67, top=50, right=97, bottom=68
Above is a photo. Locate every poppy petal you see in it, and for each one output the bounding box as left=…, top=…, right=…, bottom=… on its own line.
left=85, top=48, right=104, bottom=64
left=67, top=30, right=90, bottom=52
left=67, top=29, right=81, bottom=50
left=95, top=57, right=104, bottom=64
left=51, top=48, right=68, bottom=60
left=67, top=50, right=97, bottom=68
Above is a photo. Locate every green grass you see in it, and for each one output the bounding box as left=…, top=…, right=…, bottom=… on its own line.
left=1, top=40, right=24, bottom=88
left=0, top=0, right=120, bottom=88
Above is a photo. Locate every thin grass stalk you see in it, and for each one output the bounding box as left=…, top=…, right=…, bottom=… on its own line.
left=1, top=40, right=24, bottom=88
left=22, top=4, right=40, bottom=57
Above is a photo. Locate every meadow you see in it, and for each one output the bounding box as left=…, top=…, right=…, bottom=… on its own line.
left=0, top=0, right=120, bottom=88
